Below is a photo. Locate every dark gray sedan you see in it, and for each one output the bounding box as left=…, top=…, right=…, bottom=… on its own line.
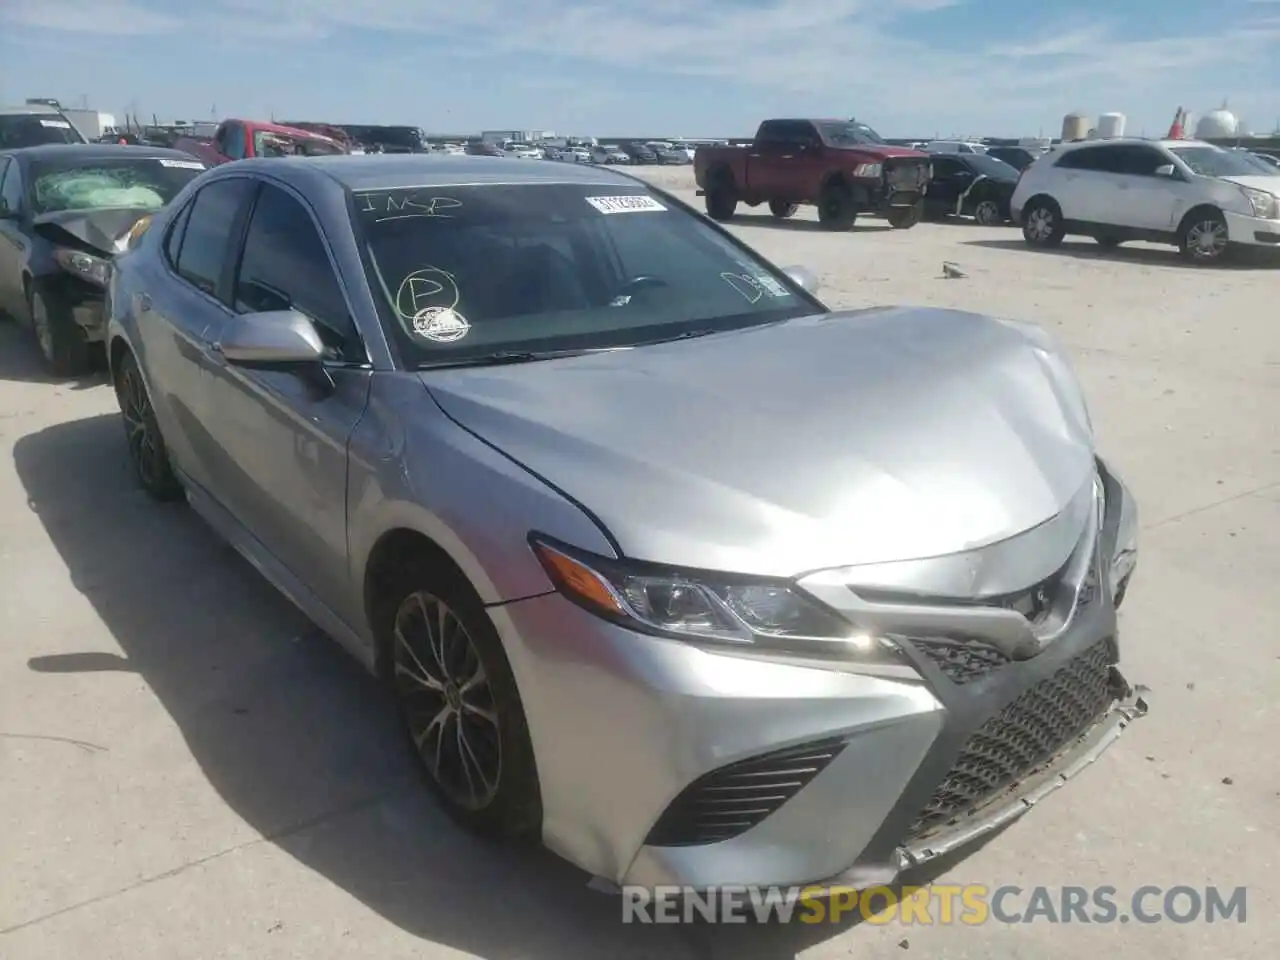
left=106, top=154, right=1142, bottom=893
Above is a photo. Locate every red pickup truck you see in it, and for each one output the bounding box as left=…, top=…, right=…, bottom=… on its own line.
left=694, top=118, right=932, bottom=230
left=174, top=119, right=347, bottom=166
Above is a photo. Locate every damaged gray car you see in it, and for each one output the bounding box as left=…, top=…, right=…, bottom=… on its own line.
left=105, top=154, right=1145, bottom=892
left=0, top=144, right=206, bottom=375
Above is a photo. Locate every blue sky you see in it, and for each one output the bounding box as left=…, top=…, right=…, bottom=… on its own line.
left=1, top=0, right=1277, bottom=138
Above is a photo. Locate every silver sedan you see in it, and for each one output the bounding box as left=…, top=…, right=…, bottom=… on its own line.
left=106, top=154, right=1143, bottom=892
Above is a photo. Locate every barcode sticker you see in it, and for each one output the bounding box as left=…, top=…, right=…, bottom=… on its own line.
left=40, top=119, right=72, bottom=129
left=585, top=195, right=667, bottom=214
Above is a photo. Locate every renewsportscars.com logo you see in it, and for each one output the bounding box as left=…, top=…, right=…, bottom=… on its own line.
left=621, top=884, right=1248, bottom=925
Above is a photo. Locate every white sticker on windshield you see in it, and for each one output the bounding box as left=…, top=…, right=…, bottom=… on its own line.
left=754, top=274, right=790, bottom=297
left=413, top=307, right=470, bottom=343
left=586, top=195, right=667, bottom=214
left=40, top=119, right=72, bottom=129
left=158, top=159, right=206, bottom=169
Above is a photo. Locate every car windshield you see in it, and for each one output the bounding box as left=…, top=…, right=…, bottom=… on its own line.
left=353, top=183, right=818, bottom=364
left=1240, top=152, right=1280, bottom=174
left=966, top=155, right=1019, bottom=179
left=1170, top=146, right=1267, bottom=179
left=29, top=156, right=205, bottom=214
left=0, top=114, right=85, bottom=148
left=816, top=121, right=885, bottom=146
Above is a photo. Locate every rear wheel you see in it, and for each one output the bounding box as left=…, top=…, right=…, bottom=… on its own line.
left=1178, top=209, right=1229, bottom=264
left=887, top=201, right=923, bottom=229
left=704, top=182, right=738, bottom=222
left=768, top=200, right=799, bottom=219
left=114, top=350, right=183, bottom=501
left=1021, top=198, right=1065, bottom=248
left=383, top=562, right=542, bottom=839
left=817, top=185, right=857, bottom=231
left=29, top=285, right=91, bottom=378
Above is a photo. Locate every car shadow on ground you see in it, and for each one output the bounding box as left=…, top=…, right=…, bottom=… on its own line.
left=0, top=322, right=106, bottom=387
left=962, top=237, right=1279, bottom=269
left=726, top=213, right=895, bottom=233
left=12, top=412, right=996, bottom=958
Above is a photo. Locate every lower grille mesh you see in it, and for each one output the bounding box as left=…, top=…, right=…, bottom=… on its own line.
left=645, top=737, right=847, bottom=847
left=910, top=639, right=1118, bottom=836
left=909, top=636, right=1013, bottom=684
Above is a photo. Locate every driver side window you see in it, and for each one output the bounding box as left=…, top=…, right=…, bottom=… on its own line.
left=231, top=183, right=364, bottom=362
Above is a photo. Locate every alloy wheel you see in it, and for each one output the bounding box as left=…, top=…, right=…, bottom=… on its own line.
left=1186, top=219, right=1227, bottom=260
left=975, top=200, right=1001, bottom=225
left=393, top=590, right=501, bottom=810
left=1026, top=207, right=1055, bottom=241
left=118, top=364, right=164, bottom=489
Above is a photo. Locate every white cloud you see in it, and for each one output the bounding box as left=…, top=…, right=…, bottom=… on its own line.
left=3, top=0, right=1277, bottom=132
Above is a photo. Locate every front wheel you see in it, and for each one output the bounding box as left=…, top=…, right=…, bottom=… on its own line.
left=769, top=200, right=799, bottom=219
left=973, top=199, right=1003, bottom=226
left=29, top=286, right=91, bottom=377
left=886, top=202, right=923, bottom=229
left=817, top=186, right=857, bottom=231
left=386, top=566, right=542, bottom=839
left=1179, top=210, right=1229, bottom=264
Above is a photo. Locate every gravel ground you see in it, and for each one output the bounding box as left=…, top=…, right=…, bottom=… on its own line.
left=0, top=163, right=1276, bottom=959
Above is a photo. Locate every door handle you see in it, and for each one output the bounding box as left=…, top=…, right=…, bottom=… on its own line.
left=748, top=153, right=761, bottom=158
left=781, top=155, right=794, bottom=160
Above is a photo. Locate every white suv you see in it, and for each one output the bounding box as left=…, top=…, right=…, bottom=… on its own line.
left=1010, top=139, right=1280, bottom=263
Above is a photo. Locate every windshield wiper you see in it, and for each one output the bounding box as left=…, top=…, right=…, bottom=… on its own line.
left=632, top=329, right=719, bottom=347
left=416, top=348, right=614, bottom=370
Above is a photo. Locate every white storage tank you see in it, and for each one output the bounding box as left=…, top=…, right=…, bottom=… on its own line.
left=1195, top=108, right=1238, bottom=139
left=1097, top=112, right=1126, bottom=138
left=1061, top=112, right=1090, bottom=142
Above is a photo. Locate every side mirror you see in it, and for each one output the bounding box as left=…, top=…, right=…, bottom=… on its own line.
left=218, top=310, right=326, bottom=366
left=781, top=265, right=820, bottom=295
left=1154, top=164, right=1177, bottom=178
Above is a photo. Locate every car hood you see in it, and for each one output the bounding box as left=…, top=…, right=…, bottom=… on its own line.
left=1220, top=174, right=1280, bottom=190
left=31, top=207, right=156, bottom=255
left=835, top=144, right=928, bottom=159
left=420, top=307, right=1096, bottom=578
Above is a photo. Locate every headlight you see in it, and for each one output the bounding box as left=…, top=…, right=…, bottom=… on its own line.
left=1240, top=186, right=1280, bottom=219
left=853, top=163, right=883, bottom=178
left=531, top=536, right=898, bottom=659
left=53, top=248, right=111, bottom=286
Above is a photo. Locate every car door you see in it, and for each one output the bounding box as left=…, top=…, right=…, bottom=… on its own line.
left=1108, top=144, right=1191, bottom=233
left=198, top=179, right=372, bottom=607
left=0, top=157, right=22, bottom=318
left=1047, top=145, right=1115, bottom=224
left=748, top=121, right=809, bottom=197
left=926, top=157, right=969, bottom=216
left=139, top=176, right=259, bottom=493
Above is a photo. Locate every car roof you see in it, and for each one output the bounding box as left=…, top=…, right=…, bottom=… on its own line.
left=0, top=143, right=206, bottom=163
left=0, top=104, right=65, bottom=116
left=228, top=154, right=645, bottom=191
left=1057, top=138, right=1211, bottom=151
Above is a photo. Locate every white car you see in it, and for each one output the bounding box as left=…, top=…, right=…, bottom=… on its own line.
left=1011, top=138, right=1280, bottom=263
left=925, top=140, right=989, bottom=155
left=590, top=145, right=629, bottom=164
left=504, top=142, right=544, bottom=160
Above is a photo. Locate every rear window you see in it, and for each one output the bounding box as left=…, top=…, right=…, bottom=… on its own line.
left=0, top=114, right=85, bottom=148
left=352, top=183, right=818, bottom=365
left=29, top=156, right=206, bottom=214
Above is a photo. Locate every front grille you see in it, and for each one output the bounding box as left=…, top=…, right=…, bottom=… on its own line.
left=908, top=636, right=1013, bottom=684
left=645, top=737, right=847, bottom=847
left=885, top=158, right=929, bottom=189
left=909, top=638, right=1118, bottom=836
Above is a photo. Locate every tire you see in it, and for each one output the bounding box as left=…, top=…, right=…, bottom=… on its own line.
left=1021, top=198, right=1065, bottom=248
left=769, top=200, right=799, bottom=219
left=29, top=285, right=91, bottom=377
left=382, top=560, right=542, bottom=839
left=817, top=185, right=857, bottom=231
left=113, top=350, right=184, bottom=501
left=973, top=199, right=1002, bottom=226
left=704, top=182, right=738, bottom=222
left=887, top=201, right=923, bottom=229
left=1178, top=209, right=1229, bottom=264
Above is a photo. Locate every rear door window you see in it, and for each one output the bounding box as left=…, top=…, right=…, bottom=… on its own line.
left=174, top=178, right=256, bottom=298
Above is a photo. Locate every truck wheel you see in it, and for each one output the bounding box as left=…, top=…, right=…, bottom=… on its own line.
left=769, top=200, right=799, bottom=219
left=887, top=202, right=923, bottom=229
left=817, top=186, right=857, bottom=231
left=705, top=185, right=738, bottom=222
